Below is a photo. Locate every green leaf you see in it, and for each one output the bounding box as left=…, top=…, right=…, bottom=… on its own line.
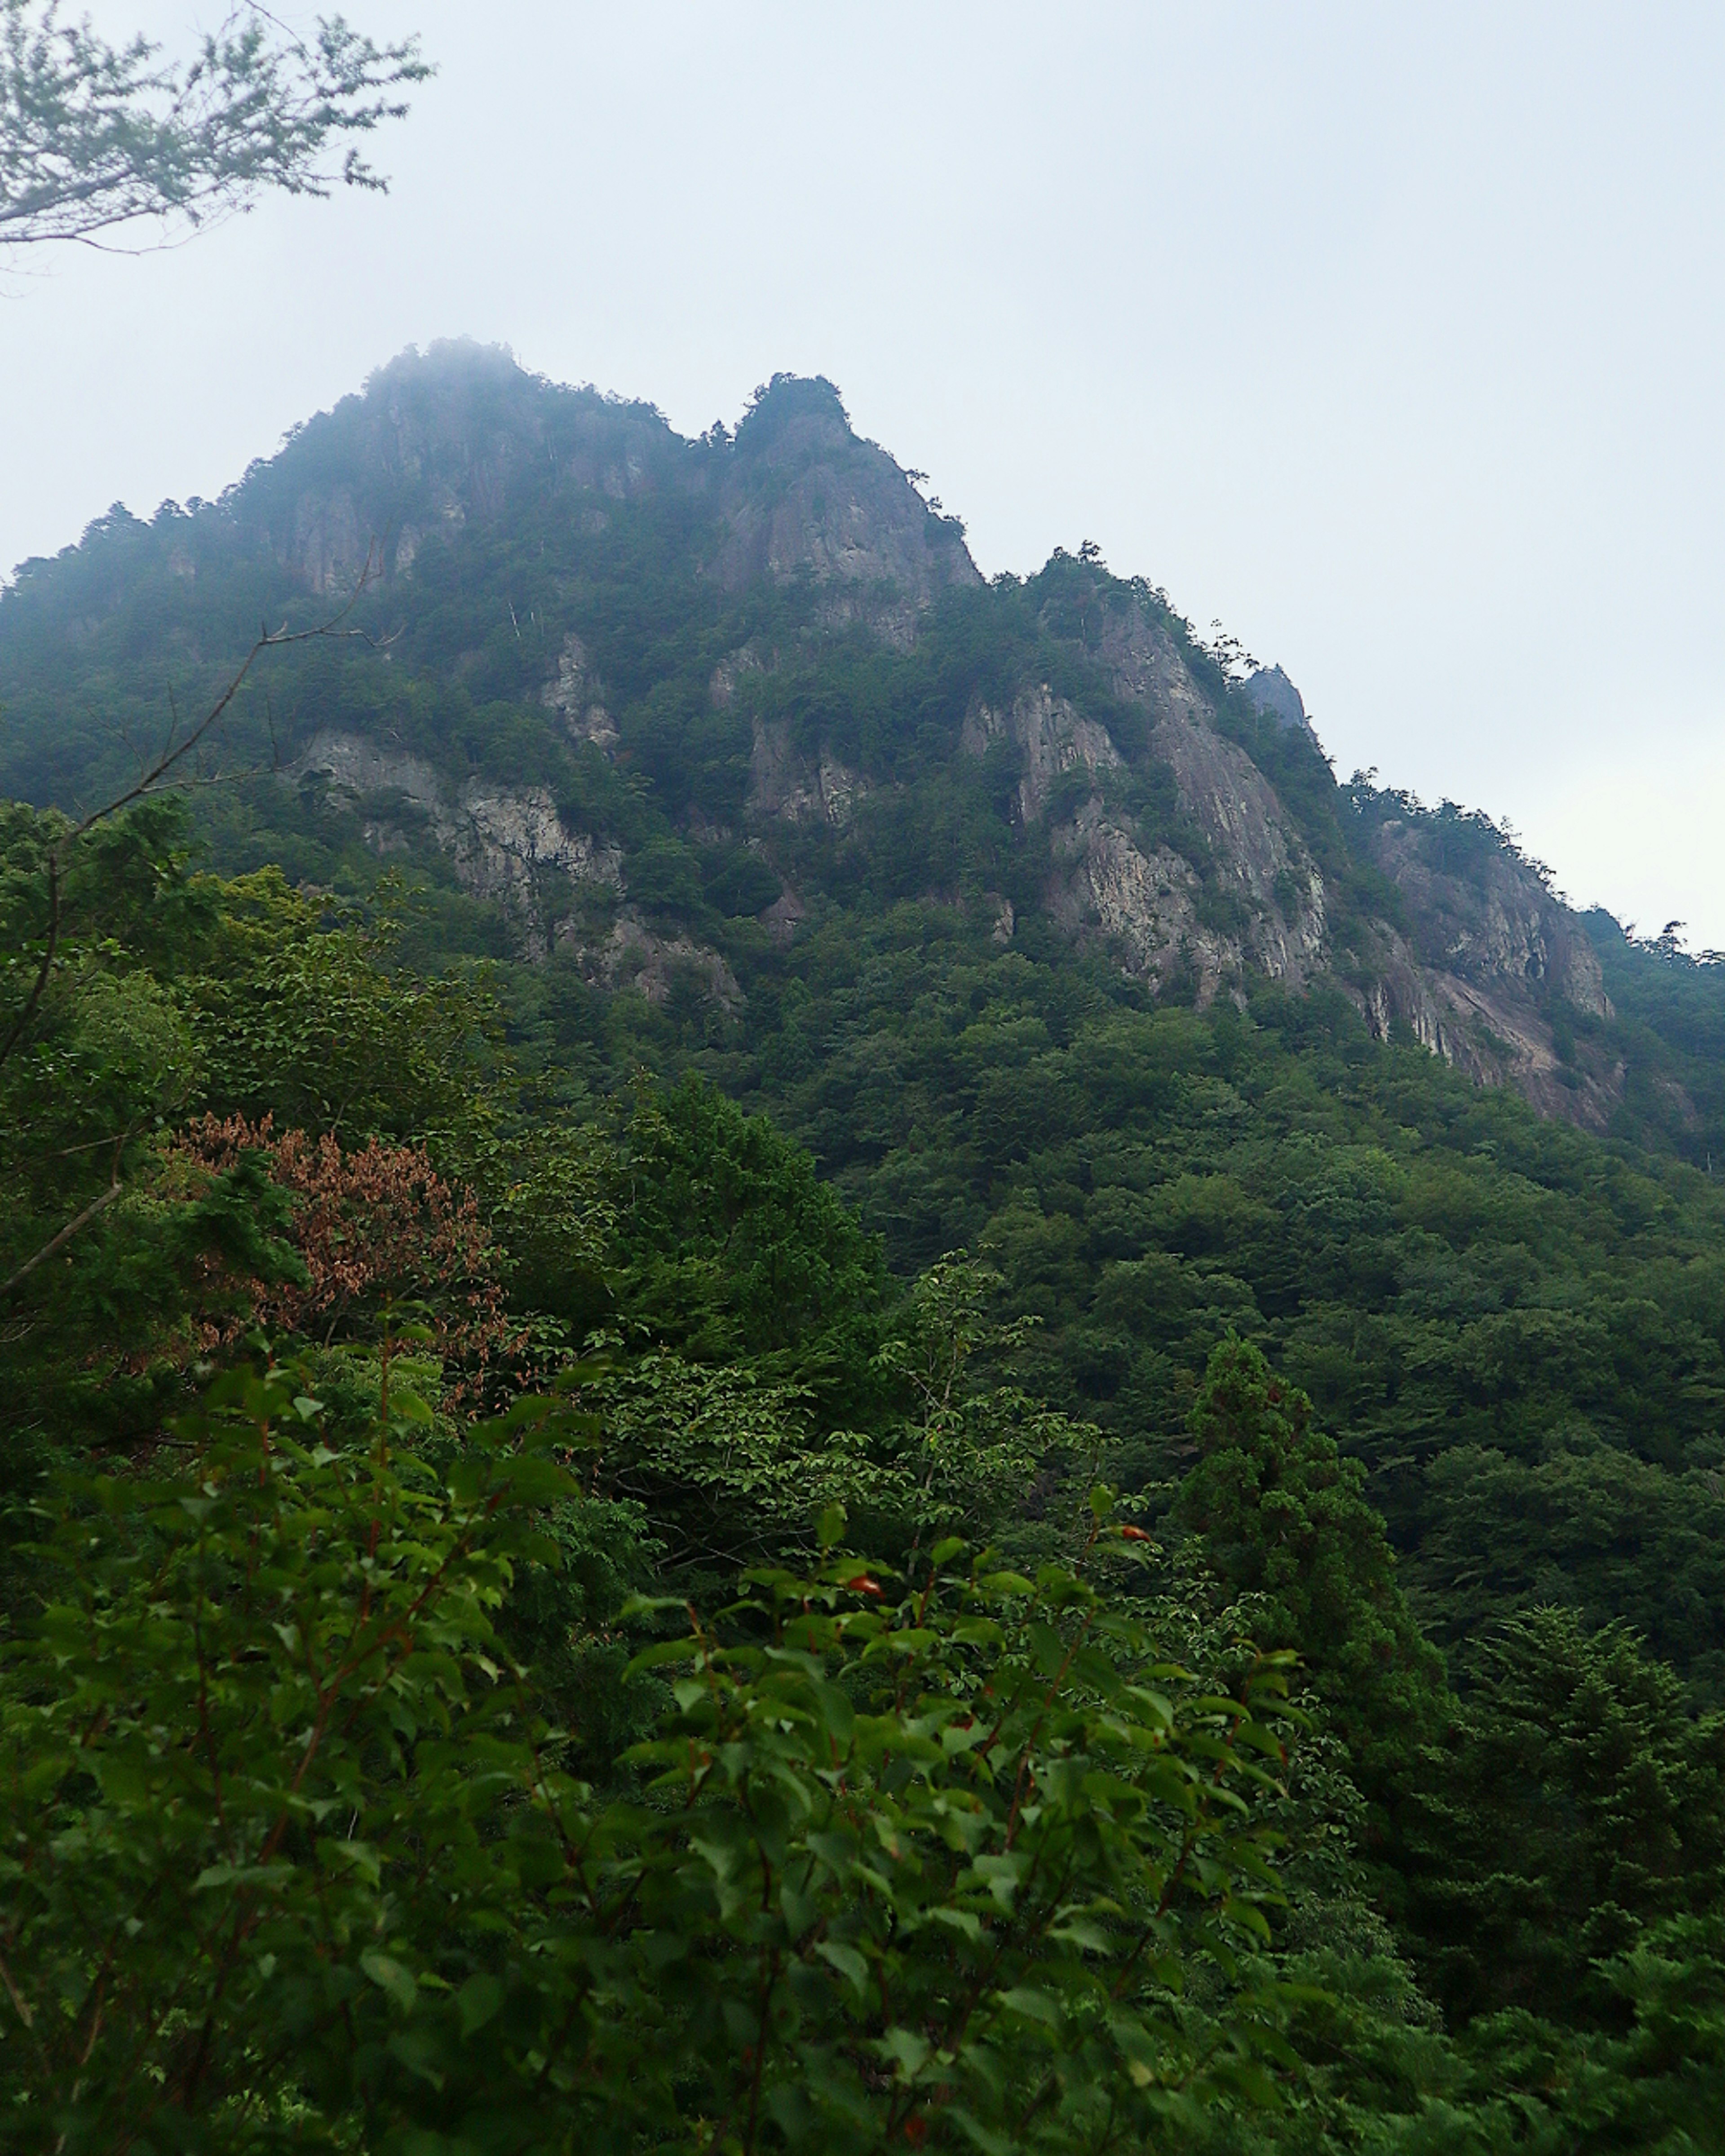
left=881, top=2025, right=933, bottom=2080
left=362, top=1950, right=419, bottom=2015
left=457, top=1972, right=505, bottom=2037
left=814, top=1940, right=869, bottom=1996
left=999, top=1985, right=1063, bottom=2027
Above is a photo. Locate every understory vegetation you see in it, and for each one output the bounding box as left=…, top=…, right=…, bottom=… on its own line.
left=2, top=795, right=1724, bottom=2152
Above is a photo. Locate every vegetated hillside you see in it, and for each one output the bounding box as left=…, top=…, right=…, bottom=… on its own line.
left=0, top=344, right=1694, bottom=1130
left=9, top=345, right=1725, bottom=2145
left=6, top=339, right=1725, bottom=1690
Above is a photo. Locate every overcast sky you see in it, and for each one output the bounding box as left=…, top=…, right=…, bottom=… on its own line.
left=5, top=2, right=1723, bottom=942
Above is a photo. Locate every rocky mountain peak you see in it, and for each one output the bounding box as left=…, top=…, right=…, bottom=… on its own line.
left=711, top=372, right=980, bottom=635
left=730, top=372, right=855, bottom=455
left=0, top=351, right=1650, bottom=1140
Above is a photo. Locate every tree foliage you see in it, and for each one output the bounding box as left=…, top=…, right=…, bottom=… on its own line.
left=1, top=0, right=428, bottom=249
left=0, top=1354, right=1303, bottom=2153
left=1403, top=1610, right=1725, bottom=2028
left=1176, top=1339, right=1448, bottom=1784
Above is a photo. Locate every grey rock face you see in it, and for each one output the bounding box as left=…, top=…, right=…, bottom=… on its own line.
left=748, top=718, right=867, bottom=830
left=289, top=487, right=367, bottom=596
left=1091, top=602, right=1213, bottom=724
left=567, top=910, right=743, bottom=1012
left=1368, top=817, right=1611, bottom=1018
left=1343, top=813, right=1620, bottom=1126
left=286, top=731, right=623, bottom=960
left=542, top=632, right=618, bottom=751
left=255, top=343, right=683, bottom=597
left=1244, top=665, right=1309, bottom=730
left=1048, top=806, right=1234, bottom=998
left=1052, top=592, right=1328, bottom=992
left=1149, top=705, right=1327, bottom=985
left=961, top=686, right=1122, bottom=824
left=264, top=356, right=978, bottom=655
left=710, top=379, right=981, bottom=644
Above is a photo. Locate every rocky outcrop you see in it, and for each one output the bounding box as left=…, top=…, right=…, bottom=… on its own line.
left=235, top=349, right=1628, bottom=1130
left=1343, top=810, right=1621, bottom=1127
left=1047, top=805, right=1237, bottom=998
left=287, top=727, right=743, bottom=1004
left=761, top=886, right=807, bottom=948
left=1091, top=600, right=1213, bottom=725
left=962, top=686, right=1122, bottom=824
left=257, top=356, right=982, bottom=663
left=453, top=785, right=624, bottom=950
left=747, top=718, right=867, bottom=829
left=1353, top=928, right=1621, bottom=1131
left=1150, top=707, right=1327, bottom=984
left=286, top=730, right=623, bottom=959
left=244, top=343, right=685, bottom=596
left=711, top=377, right=980, bottom=645
left=289, top=488, right=370, bottom=596
left=542, top=632, right=618, bottom=751
left=954, top=672, right=1325, bottom=1000
left=1369, top=815, right=1611, bottom=1018
left=562, top=909, right=743, bottom=1012
left=1002, top=593, right=1328, bottom=992
left=1244, top=665, right=1311, bottom=732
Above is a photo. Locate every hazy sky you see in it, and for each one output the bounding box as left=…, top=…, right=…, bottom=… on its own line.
left=4, top=2, right=1723, bottom=942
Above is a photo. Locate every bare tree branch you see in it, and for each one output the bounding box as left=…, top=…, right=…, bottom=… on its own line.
left=1, top=1132, right=125, bottom=1295
left=0, top=553, right=382, bottom=1075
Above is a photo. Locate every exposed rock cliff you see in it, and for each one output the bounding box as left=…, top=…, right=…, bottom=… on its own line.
left=542, top=633, right=618, bottom=751
left=748, top=719, right=867, bottom=830
left=712, top=376, right=979, bottom=643
left=1369, top=813, right=1610, bottom=1017
left=961, top=686, right=1122, bottom=825
left=1244, top=664, right=1311, bottom=732
left=288, top=731, right=624, bottom=961
left=248, top=353, right=976, bottom=652
left=1349, top=807, right=1620, bottom=1127
left=249, top=343, right=686, bottom=598
left=1048, top=808, right=1231, bottom=996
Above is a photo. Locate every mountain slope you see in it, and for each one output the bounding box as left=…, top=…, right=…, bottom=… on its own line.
left=0, top=341, right=1649, bottom=1136
left=7, top=341, right=1725, bottom=1697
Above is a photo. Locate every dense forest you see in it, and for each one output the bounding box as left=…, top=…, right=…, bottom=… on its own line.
left=4, top=345, right=1725, bottom=2150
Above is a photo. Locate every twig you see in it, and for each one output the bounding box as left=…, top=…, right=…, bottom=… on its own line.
left=0, top=1134, right=126, bottom=1295
left=0, top=557, right=381, bottom=1078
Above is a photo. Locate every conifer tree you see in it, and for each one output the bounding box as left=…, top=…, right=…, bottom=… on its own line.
left=1176, top=1336, right=1448, bottom=1787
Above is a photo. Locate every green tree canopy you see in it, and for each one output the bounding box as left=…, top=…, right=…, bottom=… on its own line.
left=1404, top=1608, right=1725, bottom=2027
left=1176, top=1337, right=1448, bottom=1788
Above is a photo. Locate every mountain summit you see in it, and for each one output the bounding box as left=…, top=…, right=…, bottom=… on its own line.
left=0, top=343, right=1665, bottom=1135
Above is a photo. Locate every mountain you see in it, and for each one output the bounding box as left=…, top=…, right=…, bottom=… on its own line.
left=5, top=340, right=1699, bottom=1152
left=8, top=339, right=1725, bottom=1689
left=14, top=345, right=1725, bottom=2142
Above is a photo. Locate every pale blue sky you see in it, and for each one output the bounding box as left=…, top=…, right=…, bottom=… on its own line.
left=5, top=2, right=1723, bottom=941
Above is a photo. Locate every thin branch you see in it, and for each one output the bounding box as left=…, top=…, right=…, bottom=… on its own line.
left=0, top=556, right=380, bottom=1077
left=0, top=5, right=431, bottom=252
left=0, top=1131, right=125, bottom=1294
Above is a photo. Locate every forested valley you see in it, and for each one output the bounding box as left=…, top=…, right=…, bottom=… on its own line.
left=4, top=345, right=1725, bottom=2151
